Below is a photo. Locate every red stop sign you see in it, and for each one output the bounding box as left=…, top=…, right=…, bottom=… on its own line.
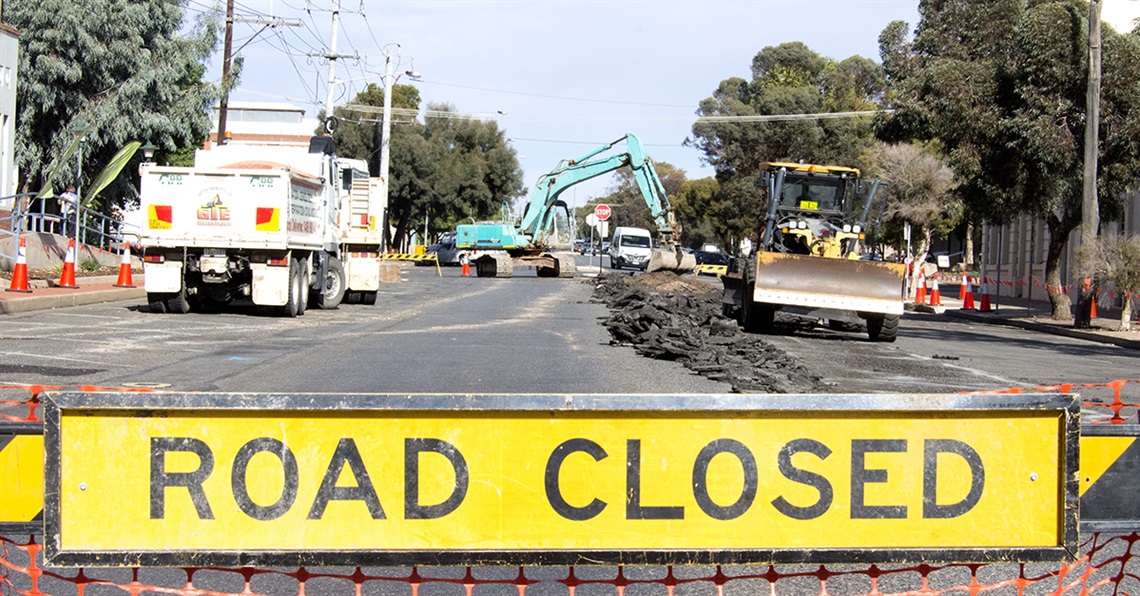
left=594, top=203, right=611, bottom=221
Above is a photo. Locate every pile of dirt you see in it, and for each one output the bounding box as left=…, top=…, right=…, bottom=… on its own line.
left=592, top=273, right=821, bottom=393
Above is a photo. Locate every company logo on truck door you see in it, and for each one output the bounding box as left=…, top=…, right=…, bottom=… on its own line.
left=197, top=188, right=232, bottom=226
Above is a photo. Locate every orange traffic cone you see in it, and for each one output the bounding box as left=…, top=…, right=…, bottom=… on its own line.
left=915, top=270, right=927, bottom=304
left=1083, top=279, right=1097, bottom=319
left=6, top=237, right=32, bottom=293
left=460, top=251, right=471, bottom=277
left=929, top=273, right=942, bottom=306
left=959, top=275, right=968, bottom=300
left=979, top=276, right=992, bottom=312
left=961, top=276, right=975, bottom=310
left=57, top=238, right=78, bottom=289
left=113, top=241, right=135, bottom=288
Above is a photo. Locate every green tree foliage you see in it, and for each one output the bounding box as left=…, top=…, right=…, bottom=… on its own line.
left=689, top=42, right=886, bottom=249
left=1090, top=232, right=1140, bottom=330
left=862, top=142, right=960, bottom=286
left=878, top=0, right=1140, bottom=319
left=6, top=0, right=221, bottom=209
left=332, top=90, right=525, bottom=249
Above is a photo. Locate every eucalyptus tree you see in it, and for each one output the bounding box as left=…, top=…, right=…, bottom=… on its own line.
left=878, top=0, right=1140, bottom=319
left=689, top=42, right=886, bottom=248
left=6, top=0, right=221, bottom=208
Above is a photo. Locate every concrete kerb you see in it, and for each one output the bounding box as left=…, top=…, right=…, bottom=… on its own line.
left=912, top=297, right=1140, bottom=351
left=0, top=274, right=145, bottom=315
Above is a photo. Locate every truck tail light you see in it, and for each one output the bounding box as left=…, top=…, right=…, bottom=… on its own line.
left=266, top=256, right=289, bottom=267
left=143, top=254, right=165, bottom=264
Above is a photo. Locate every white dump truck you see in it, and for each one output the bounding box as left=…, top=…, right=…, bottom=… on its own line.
left=139, top=136, right=387, bottom=316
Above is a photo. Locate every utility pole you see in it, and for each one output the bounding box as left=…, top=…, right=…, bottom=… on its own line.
left=378, top=49, right=395, bottom=205
left=216, top=0, right=235, bottom=146
left=323, top=0, right=341, bottom=117
left=1076, top=0, right=1102, bottom=328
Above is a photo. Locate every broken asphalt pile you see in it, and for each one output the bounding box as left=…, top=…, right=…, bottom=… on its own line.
left=592, top=272, right=821, bottom=393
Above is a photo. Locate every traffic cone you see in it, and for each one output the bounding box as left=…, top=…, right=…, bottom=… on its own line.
left=979, top=276, right=992, bottom=312
left=915, top=270, right=927, bottom=304
left=929, top=273, right=942, bottom=306
left=959, top=275, right=968, bottom=300
left=57, top=238, right=78, bottom=289
left=1083, top=279, right=1097, bottom=319
left=460, top=251, right=471, bottom=277
left=6, top=237, right=32, bottom=293
left=113, top=241, right=135, bottom=288
left=961, top=276, right=975, bottom=310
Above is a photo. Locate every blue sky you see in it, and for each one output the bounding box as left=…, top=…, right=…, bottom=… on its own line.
left=196, top=0, right=1140, bottom=211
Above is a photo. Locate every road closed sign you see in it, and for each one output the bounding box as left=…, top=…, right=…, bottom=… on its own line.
left=42, top=392, right=1078, bottom=567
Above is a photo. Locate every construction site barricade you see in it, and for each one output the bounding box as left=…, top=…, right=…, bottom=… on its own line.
left=2, top=381, right=1140, bottom=595
left=380, top=253, right=441, bottom=276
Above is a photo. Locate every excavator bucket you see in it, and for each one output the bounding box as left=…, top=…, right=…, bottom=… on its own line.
left=751, top=252, right=907, bottom=315
left=647, top=247, right=697, bottom=274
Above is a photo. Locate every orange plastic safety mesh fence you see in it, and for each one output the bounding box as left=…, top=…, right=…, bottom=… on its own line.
left=3, top=382, right=1140, bottom=596
left=2, top=532, right=1138, bottom=596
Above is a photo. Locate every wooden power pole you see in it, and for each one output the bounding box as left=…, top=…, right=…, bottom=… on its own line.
left=216, top=0, right=235, bottom=147
left=1076, top=0, right=1102, bottom=328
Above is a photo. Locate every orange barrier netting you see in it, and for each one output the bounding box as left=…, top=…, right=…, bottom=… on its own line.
left=2, top=532, right=1137, bottom=596
left=4, top=382, right=1140, bottom=596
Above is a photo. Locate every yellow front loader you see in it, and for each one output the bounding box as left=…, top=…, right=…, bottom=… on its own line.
left=721, top=163, right=907, bottom=342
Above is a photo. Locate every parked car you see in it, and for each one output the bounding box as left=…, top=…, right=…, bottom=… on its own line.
left=423, top=231, right=462, bottom=265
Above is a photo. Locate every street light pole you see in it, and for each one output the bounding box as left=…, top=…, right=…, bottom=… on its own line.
left=378, top=48, right=395, bottom=210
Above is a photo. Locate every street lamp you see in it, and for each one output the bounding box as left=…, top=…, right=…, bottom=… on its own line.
left=140, top=141, right=156, bottom=163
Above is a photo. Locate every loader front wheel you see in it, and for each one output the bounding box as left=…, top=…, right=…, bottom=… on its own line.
left=742, top=300, right=775, bottom=334
left=866, top=314, right=899, bottom=342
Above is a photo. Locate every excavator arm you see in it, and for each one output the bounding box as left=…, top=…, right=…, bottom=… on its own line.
left=457, top=134, right=694, bottom=273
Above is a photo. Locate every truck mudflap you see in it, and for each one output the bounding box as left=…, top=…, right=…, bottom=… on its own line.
left=751, top=252, right=907, bottom=315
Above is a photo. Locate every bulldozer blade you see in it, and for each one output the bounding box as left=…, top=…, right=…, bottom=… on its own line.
left=647, top=248, right=697, bottom=273
left=752, top=252, right=906, bottom=315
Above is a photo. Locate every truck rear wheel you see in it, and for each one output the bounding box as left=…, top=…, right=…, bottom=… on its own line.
left=360, top=291, right=377, bottom=305
left=281, top=260, right=304, bottom=317
left=866, top=314, right=899, bottom=342
left=314, top=256, right=345, bottom=309
left=147, top=293, right=167, bottom=314
left=165, top=286, right=191, bottom=314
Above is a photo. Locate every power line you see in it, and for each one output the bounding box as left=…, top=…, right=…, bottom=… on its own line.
left=695, top=109, right=890, bottom=122
left=415, top=79, right=695, bottom=109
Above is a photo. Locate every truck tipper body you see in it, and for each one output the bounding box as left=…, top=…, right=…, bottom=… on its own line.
left=139, top=136, right=387, bottom=315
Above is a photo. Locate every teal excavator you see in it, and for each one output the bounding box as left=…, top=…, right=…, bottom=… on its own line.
left=455, top=134, right=696, bottom=277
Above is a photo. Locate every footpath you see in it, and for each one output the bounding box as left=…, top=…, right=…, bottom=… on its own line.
left=911, top=287, right=1140, bottom=351
left=0, top=274, right=144, bottom=315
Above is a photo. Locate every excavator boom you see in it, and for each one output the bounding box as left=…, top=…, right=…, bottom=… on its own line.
left=456, top=134, right=695, bottom=277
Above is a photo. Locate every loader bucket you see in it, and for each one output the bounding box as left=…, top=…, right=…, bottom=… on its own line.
left=647, top=247, right=697, bottom=273
left=751, top=252, right=907, bottom=315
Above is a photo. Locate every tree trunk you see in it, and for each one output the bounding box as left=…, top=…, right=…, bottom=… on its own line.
left=1043, top=217, right=1073, bottom=320
left=965, top=221, right=975, bottom=268
left=1123, top=295, right=1133, bottom=331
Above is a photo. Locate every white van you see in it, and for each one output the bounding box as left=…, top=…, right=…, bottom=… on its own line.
left=609, top=227, right=653, bottom=270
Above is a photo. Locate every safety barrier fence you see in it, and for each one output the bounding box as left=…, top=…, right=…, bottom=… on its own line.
left=3, top=380, right=1140, bottom=596
left=938, top=273, right=1140, bottom=306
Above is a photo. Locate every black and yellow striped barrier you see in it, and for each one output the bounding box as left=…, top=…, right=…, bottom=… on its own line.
left=379, top=253, right=441, bottom=276
left=1079, top=425, right=1140, bottom=532
left=380, top=254, right=437, bottom=262
left=0, top=423, right=43, bottom=534
left=695, top=264, right=727, bottom=276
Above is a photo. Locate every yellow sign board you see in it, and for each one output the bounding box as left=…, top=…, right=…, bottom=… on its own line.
left=43, top=392, right=1078, bottom=566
